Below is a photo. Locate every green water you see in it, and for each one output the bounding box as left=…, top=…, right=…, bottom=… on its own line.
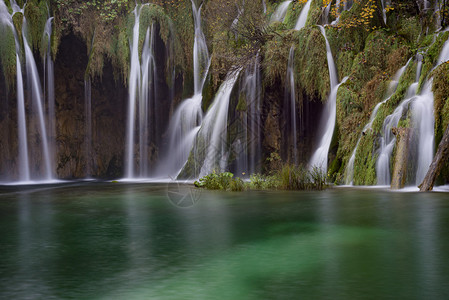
left=0, top=183, right=448, bottom=299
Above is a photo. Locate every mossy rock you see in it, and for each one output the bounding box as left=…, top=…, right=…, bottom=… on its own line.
left=418, top=31, right=449, bottom=90
left=353, top=130, right=378, bottom=185
left=283, top=1, right=306, bottom=29
left=431, top=62, right=449, bottom=146
left=0, top=25, right=17, bottom=90
left=262, top=30, right=291, bottom=87
left=24, top=0, right=48, bottom=56
left=202, top=73, right=215, bottom=112
left=294, top=26, right=330, bottom=102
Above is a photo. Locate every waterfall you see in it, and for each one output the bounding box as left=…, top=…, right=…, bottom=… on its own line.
left=331, top=0, right=354, bottom=25
left=285, top=47, right=298, bottom=164
left=413, top=80, right=434, bottom=185
left=345, top=60, right=410, bottom=185
left=413, top=36, right=449, bottom=184
left=43, top=17, right=55, bottom=176
left=192, top=0, right=210, bottom=94
left=125, top=5, right=159, bottom=179
left=156, top=0, right=210, bottom=178
left=197, top=71, right=241, bottom=177
left=84, top=78, right=92, bottom=177
left=23, top=21, right=53, bottom=180
left=125, top=6, right=142, bottom=178
left=380, top=0, right=388, bottom=25
left=376, top=57, right=423, bottom=186
left=1, top=1, right=31, bottom=181
left=16, top=54, right=30, bottom=181
left=309, top=26, right=343, bottom=174
left=239, top=56, right=261, bottom=175
left=284, top=0, right=312, bottom=165
left=294, top=0, right=312, bottom=30
left=270, top=0, right=292, bottom=23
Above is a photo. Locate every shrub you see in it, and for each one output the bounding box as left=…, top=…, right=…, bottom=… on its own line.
left=194, top=171, right=246, bottom=191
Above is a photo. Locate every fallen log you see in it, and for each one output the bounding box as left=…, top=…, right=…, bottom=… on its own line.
left=419, top=123, right=449, bottom=191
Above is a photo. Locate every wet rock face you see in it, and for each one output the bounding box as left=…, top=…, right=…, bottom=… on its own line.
left=54, top=33, right=127, bottom=179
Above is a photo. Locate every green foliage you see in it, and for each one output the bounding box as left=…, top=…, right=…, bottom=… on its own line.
left=194, top=171, right=246, bottom=191
left=278, top=164, right=327, bottom=190
left=248, top=173, right=280, bottom=190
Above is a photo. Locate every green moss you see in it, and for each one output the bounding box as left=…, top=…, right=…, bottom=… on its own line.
left=236, top=92, right=247, bottom=111
left=431, top=63, right=449, bottom=146
left=336, top=80, right=359, bottom=119
left=139, top=4, right=171, bottom=52
left=397, top=16, right=421, bottom=44
left=305, top=0, right=324, bottom=27
left=24, top=0, right=48, bottom=56
left=418, top=32, right=449, bottom=90
left=283, top=1, right=305, bottom=29
left=202, top=74, right=215, bottom=112
left=371, top=60, right=416, bottom=134
left=110, top=24, right=130, bottom=84
left=353, top=130, right=378, bottom=185
left=294, top=26, right=329, bottom=102
left=0, top=25, right=17, bottom=89
left=262, top=30, right=291, bottom=87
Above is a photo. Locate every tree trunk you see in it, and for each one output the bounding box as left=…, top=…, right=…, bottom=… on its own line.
left=391, top=128, right=412, bottom=190
left=419, top=123, right=449, bottom=191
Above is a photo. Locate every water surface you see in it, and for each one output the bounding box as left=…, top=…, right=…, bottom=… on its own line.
left=0, top=183, right=448, bottom=299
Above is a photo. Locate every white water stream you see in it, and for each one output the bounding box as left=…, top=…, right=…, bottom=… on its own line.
left=309, top=26, right=344, bottom=173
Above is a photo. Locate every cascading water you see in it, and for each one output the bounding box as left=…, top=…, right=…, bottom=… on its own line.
left=125, top=5, right=159, bottom=179
left=270, top=0, right=292, bottom=23
left=294, top=0, right=312, bottom=30
left=125, top=6, right=143, bottom=179
left=16, top=54, right=30, bottom=181
left=156, top=0, right=210, bottom=178
left=192, top=0, right=210, bottom=94
left=237, top=56, right=261, bottom=175
left=285, top=47, right=298, bottom=164
left=197, top=71, right=241, bottom=177
left=1, top=0, right=54, bottom=181
left=284, top=0, right=311, bottom=164
left=43, top=17, right=55, bottom=173
left=84, top=78, right=92, bottom=177
left=413, top=80, right=435, bottom=185
left=413, top=36, right=449, bottom=184
left=345, top=59, right=410, bottom=185
left=23, top=20, right=53, bottom=180
left=309, top=26, right=344, bottom=173
left=380, top=0, right=391, bottom=25
left=139, top=25, right=157, bottom=177
left=376, top=56, right=423, bottom=185
left=1, top=1, right=30, bottom=181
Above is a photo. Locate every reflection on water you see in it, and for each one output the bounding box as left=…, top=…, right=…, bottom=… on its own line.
left=0, top=184, right=449, bottom=299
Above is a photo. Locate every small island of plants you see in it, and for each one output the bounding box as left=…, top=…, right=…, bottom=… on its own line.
left=194, top=164, right=327, bottom=192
